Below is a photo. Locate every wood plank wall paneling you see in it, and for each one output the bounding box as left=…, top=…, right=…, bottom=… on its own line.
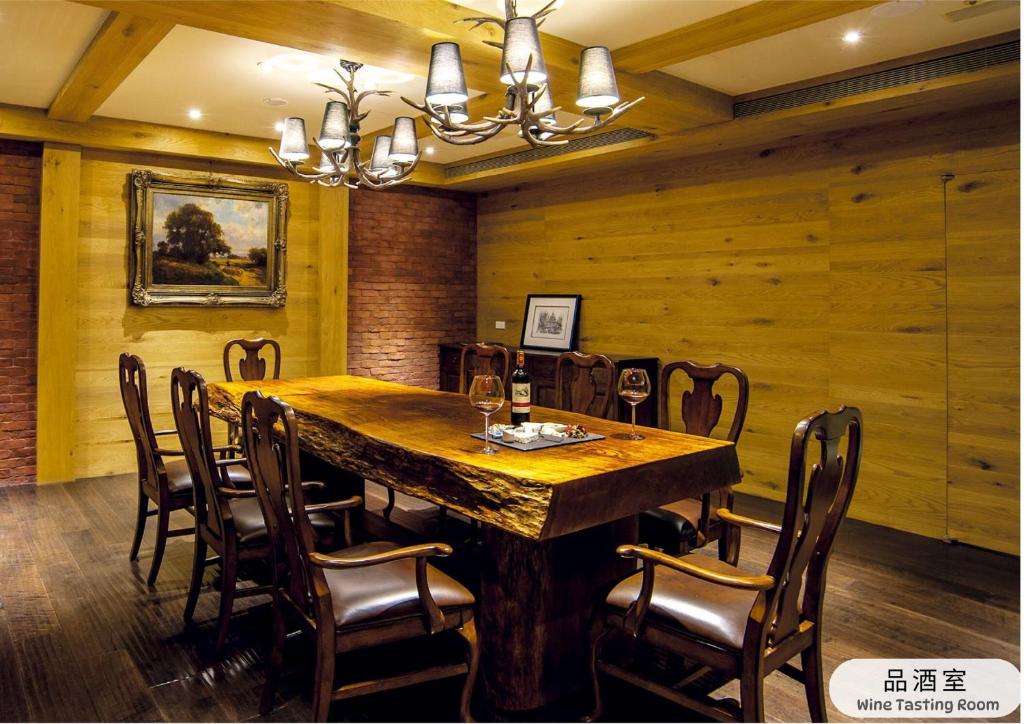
left=946, top=168, right=1020, bottom=554
left=36, top=144, right=82, bottom=483
left=476, top=102, right=1019, bottom=551
left=317, top=184, right=348, bottom=375
left=74, top=150, right=323, bottom=480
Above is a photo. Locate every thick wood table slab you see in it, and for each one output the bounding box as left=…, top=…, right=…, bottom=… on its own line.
left=207, top=375, right=741, bottom=714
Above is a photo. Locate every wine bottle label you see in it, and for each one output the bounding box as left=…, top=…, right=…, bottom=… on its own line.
left=511, top=383, right=531, bottom=411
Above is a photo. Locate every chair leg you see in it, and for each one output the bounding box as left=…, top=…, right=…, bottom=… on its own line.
left=260, top=592, right=287, bottom=716
left=213, top=544, right=238, bottom=656
left=129, top=487, right=148, bottom=562
left=182, top=533, right=207, bottom=624
left=457, top=619, right=480, bottom=723
left=740, top=665, right=765, bottom=723
left=147, top=505, right=170, bottom=586
left=583, top=621, right=611, bottom=723
left=802, top=639, right=828, bottom=722
left=311, top=629, right=336, bottom=722
left=383, top=488, right=396, bottom=521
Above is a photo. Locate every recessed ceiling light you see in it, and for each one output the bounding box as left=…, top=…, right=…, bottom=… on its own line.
left=274, top=121, right=286, bottom=133
left=256, top=61, right=272, bottom=74
left=263, top=97, right=288, bottom=107
left=188, top=108, right=202, bottom=120
left=842, top=30, right=862, bottom=44
left=425, top=146, right=435, bottom=156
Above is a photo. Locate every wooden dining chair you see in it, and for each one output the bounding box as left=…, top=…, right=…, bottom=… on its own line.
left=223, top=337, right=282, bottom=382
left=640, top=361, right=750, bottom=562
left=554, top=351, right=616, bottom=419
left=243, top=390, right=480, bottom=722
left=457, top=342, right=511, bottom=394
left=119, top=353, right=196, bottom=586
left=171, top=367, right=335, bottom=655
left=587, top=406, right=863, bottom=723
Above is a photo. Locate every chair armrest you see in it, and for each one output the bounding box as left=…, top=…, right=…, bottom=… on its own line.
left=716, top=508, right=783, bottom=535
left=216, top=486, right=256, bottom=499
left=616, top=545, right=775, bottom=591
left=307, top=541, right=454, bottom=635
left=154, top=448, right=184, bottom=456
left=304, top=495, right=362, bottom=515
left=301, top=481, right=326, bottom=491
left=214, top=457, right=248, bottom=468
left=308, top=542, right=452, bottom=570
left=153, top=429, right=178, bottom=436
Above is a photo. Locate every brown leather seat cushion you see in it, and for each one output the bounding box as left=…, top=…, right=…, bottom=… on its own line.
left=164, top=459, right=195, bottom=496
left=163, top=459, right=251, bottom=496
left=605, top=555, right=758, bottom=650
left=323, top=541, right=475, bottom=628
left=227, top=496, right=335, bottom=545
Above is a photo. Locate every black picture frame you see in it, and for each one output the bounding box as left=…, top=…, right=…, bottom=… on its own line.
left=519, top=294, right=582, bottom=352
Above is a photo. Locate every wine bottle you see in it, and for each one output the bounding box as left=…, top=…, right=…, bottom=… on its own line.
left=510, top=350, right=531, bottom=425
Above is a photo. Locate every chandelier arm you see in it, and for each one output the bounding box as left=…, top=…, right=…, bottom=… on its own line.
left=403, top=96, right=512, bottom=135
left=459, top=16, right=506, bottom=31
left=268, top=147, right=341, bottom=181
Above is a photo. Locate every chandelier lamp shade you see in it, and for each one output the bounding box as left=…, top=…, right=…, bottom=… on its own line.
left=269, top=60, right=420, bottom=190
left=402, top=0, right=642, bottom=149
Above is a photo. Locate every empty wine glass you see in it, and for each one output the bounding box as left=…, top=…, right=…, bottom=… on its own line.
left=613, top=368, right=651, bottom=441
left=469, top=374, right=504, bottom=454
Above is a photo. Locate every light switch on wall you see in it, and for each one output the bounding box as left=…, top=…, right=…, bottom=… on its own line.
left=495, top=320, right=506, bottom=330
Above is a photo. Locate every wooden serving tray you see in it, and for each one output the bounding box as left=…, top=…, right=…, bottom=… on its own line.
left=470, top=431, right=606, bottom=451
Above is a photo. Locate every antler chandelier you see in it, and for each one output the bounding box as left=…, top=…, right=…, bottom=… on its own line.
left=402, top=0, right=643, bottom=148
left=270, top=60, right=420, bottom=190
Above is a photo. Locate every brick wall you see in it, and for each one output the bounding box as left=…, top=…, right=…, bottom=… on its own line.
left=0, top=141, right=41, bottom=486
left=348, top=185, right=476, bottom=388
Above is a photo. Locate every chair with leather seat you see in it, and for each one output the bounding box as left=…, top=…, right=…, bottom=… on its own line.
left=119, top=352, right=196, bottom=586
left=587, top=406, right=863, bottom=723
left=171, top=367, right=335, bottom=654
left=244, top=390, right=479, bottom=722
left=640, top=361, right=749, bottom=562
left=554, top=351, right=616, bottom=419
left=457, top=342, right=511, bottom=394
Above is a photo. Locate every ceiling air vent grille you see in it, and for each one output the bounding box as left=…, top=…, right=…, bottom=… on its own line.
left=444, top=127, right=655, bottom=178
left=734, top=40, right=1019, bottom=118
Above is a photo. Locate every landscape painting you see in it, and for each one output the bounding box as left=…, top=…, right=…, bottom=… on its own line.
left=152, top=193, right=269, bottom=287
left=128, top=170, right=288, bottom=307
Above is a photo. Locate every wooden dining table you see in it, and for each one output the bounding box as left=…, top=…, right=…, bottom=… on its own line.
left=206, top=374, right=741, bottom=715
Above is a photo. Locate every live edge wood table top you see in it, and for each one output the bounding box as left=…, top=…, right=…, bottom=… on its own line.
left=206, top=375, right=741, bottom=542
left=207, top=374, right=741, bottom=714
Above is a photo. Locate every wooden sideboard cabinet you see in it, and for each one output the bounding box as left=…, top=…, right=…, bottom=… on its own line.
left=439, top=343, right=660, bottom=427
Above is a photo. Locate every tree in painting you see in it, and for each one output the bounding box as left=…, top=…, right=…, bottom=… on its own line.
left=157, top=203, right=230, bottom=264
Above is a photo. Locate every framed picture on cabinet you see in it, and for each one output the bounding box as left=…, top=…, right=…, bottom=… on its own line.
left=519, top=294, right=582, bottom=352
left=127, top=170, right=288, bottom=307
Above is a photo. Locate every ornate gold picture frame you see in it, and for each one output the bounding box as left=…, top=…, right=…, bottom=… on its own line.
left=128, top=170, right=288, bottom=307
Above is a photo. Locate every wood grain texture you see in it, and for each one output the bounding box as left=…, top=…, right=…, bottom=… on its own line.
left=946, top=168, right=1020, bottom=554
left=73, top=150, right=322, bottom=479
left=36, top=144, right=82, bottom=484
left=613, top=0, right=882, bottom=74
left=47, top=11, right=174, bottom=123
left=476, top=104, right=1019, bottom=549
left=317, top=185, right=348, bottom=375
left=206, top=375, right=741, bottom=541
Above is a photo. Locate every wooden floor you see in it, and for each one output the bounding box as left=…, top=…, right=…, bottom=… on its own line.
left=0, top=474, right=1018, bottom=723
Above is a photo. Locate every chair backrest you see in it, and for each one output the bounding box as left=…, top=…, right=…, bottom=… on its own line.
left=118, top=353, right=166, bottom=489
left=458, top=343, right=511, bottom=394
left=660, top=361, right=749, bottom=442
left=554, top=352, right=615, bottom=419
left=242, top=390, right=323, bottom=622
left=751, top=406, right=863, bottom=649
left=170, top=368, right=226, bottom=541
left=223, top=338, right=282, bottom=382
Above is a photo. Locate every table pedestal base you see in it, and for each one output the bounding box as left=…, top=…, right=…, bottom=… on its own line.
left=478, top=517, right=637, bottom=715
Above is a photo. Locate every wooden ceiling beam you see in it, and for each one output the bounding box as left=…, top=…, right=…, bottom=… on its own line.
left=48, top=11, right=174, bottom=122
left=0, top=104, right=445, bottom=185
left=77, top=0, right=733, bottom=135
left=614, top=0, right=885, bottom=74
left=442, top=62, right=1020, bottom=191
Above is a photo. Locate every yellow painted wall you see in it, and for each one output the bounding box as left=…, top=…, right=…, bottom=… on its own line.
left=73, top=150, right=325, bottom=479
left=476, top=102, right=1019, bottom=553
